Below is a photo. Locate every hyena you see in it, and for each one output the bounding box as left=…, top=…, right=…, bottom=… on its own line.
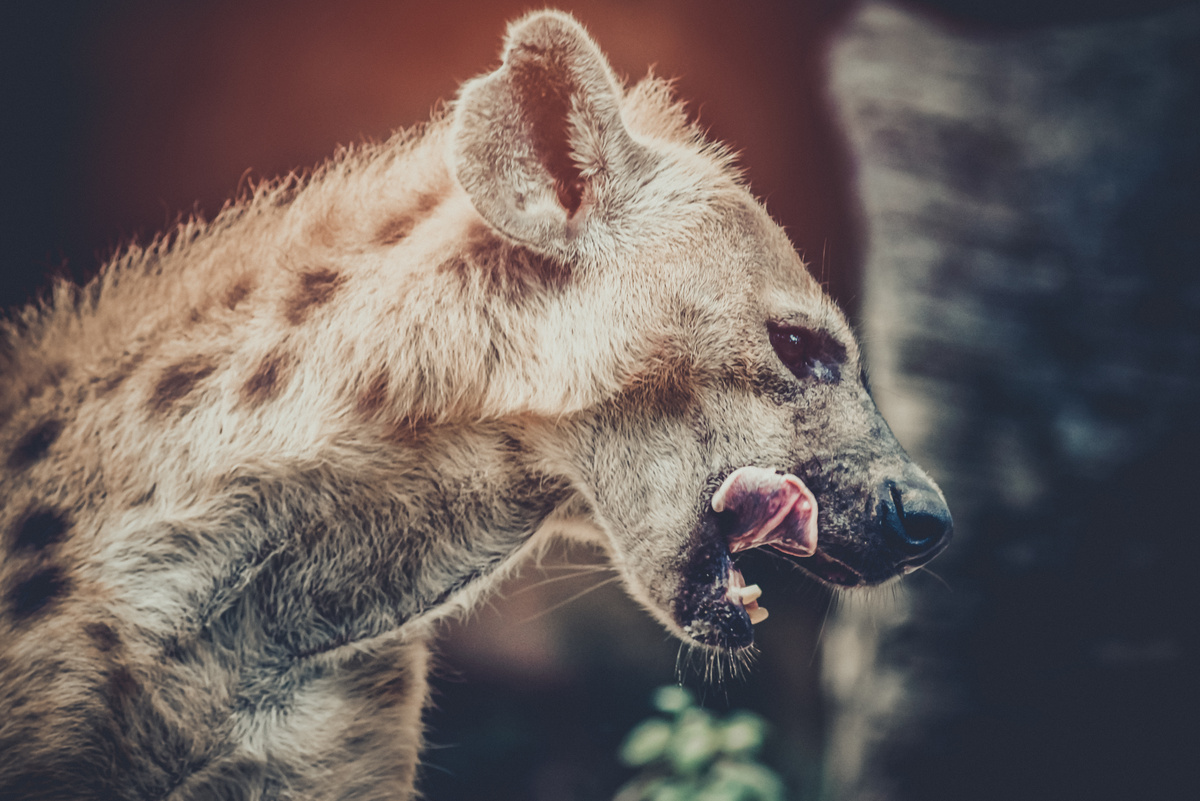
left=0, top=10, right=950, bottom=800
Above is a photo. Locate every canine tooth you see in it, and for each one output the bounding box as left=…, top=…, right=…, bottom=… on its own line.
left=748, top=606, right=769, bottom=625
left=735, top=584, right=762, bottom=603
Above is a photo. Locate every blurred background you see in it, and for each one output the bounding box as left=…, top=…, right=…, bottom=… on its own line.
left=2, top=1, right=1196, bottom=799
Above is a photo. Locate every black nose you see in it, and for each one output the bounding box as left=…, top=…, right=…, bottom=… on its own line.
left=876, top=478, right=953, bottom=559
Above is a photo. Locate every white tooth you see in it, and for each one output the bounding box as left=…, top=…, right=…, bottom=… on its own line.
left=735, top=584, right=762, bottom=603
left=748, top=606, right=769, bottom=625
left=711, top=472, right=737, bottom=512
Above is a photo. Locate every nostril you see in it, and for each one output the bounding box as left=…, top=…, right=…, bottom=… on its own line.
left=901, top=509, right=951, bottom=550
left=878, top=480, right=952, bottom=556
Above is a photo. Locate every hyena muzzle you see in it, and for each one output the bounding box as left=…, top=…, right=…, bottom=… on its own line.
left=0, top=10, right=950, bottom=800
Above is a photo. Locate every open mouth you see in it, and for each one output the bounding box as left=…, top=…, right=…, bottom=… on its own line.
left=674, top=466, right=875, bottom=648
left=715, top=467, right=877, bottom=592
left=711, top=466, right=820, bottom=625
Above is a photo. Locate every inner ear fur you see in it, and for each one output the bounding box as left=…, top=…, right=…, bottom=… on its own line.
left=450, top=10, right=644, bottom=256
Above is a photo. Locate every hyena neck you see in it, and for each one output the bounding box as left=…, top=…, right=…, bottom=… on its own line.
left=0, top=114, right=577, bottom=796
left=150, top=437, right=569, bottom=662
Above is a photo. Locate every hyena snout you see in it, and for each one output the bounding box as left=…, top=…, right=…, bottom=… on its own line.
left=874, top=471, right=953, bottom=569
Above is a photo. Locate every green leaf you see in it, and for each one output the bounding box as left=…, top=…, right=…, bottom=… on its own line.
left=720, top=712, right=767, bottom=757
left=709, top=760, right=786, bottom=801
left=693, top=776, right=755, bottom=801
left=667, top=709, right=722, bottom=775
left=620, top=719, right=674, bottom=766
left=650, top=780, right=699, bottom=801
left=653, top=685, right=696, bottom=715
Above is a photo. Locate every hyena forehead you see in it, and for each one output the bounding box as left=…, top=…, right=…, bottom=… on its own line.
left=715, top=194, right=857, bottom=351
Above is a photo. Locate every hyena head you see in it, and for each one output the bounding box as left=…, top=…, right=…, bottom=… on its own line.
left=453, top=11, right=952, bottom=650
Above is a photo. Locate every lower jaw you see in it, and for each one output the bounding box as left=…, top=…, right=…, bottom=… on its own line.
left=677, top=608, right=755, bottom=650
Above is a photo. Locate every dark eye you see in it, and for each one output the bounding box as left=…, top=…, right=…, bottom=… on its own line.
left=767, top=322, right=846, bottom=383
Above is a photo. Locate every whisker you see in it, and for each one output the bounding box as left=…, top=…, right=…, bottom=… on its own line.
left=810, top=592, right=836, bottom=667
left=917, top=565, right=954, bottom=593
left=517, top=575, right=622, bottom=623
left=511, top=564, right=617, bottom=594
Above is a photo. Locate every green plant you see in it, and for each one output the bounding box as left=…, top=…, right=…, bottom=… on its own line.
left=615, top=686, right=786, bottom=801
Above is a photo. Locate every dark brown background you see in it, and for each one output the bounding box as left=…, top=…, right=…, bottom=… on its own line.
left=0, top=0, right=863, bottom=316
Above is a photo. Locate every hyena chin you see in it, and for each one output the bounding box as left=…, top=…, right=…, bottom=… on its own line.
left=0, top=9, right=950, bottom=800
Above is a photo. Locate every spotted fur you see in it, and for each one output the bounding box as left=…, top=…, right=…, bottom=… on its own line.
left=0, top=11, right=947, bottom=800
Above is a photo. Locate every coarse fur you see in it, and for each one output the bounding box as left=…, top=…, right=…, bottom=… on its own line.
left=0, top=11, right=950, bottom=800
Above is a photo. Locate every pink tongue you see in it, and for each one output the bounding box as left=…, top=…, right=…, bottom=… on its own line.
left=711, top=467, right=819, bottom=557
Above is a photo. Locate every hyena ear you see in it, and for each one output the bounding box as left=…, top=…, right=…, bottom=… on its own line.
left=450, top=11, right=646, bottom=256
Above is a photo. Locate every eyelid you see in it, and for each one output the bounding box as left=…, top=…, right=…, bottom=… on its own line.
left=766, top=321, right=846, bottom=358
left=766, top=321, right=847, bottom=382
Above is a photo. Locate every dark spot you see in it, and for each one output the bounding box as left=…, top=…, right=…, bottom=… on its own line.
left=12, top=507, right=70, bottom=552
left=150, top=357, right=217, bottom=414
left=8, top=419, right=62, bottom=469
left=620, top=344, right=698, bottom=411
left=414, top=191, right=442, bottom=214
left=85, top=621, right=121, bottom=652
left=437, top=225, right=570, bottom=305
left=131, top=484, right=157, bottom=506
left=356, top=370, right=390, bottom=416
left=105, top=665, right=140, bottom=703
left=95, top=351, right=146, bottom=396
left=284, top=267, right=344, bottom=325
left=374, top=214, right=416, bottom=246
left=241, top=350, right=293, bottom=405
left=9, top=566, right=71, bottom=618
left=224, top=278, right=253, bottom=310
left=436, top=254, right=471, bottom=282
left=375, top=191, right=442, bottom=246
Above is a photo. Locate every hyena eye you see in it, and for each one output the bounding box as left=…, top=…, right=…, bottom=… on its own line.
left=767, top=322, right=846, bottom=383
